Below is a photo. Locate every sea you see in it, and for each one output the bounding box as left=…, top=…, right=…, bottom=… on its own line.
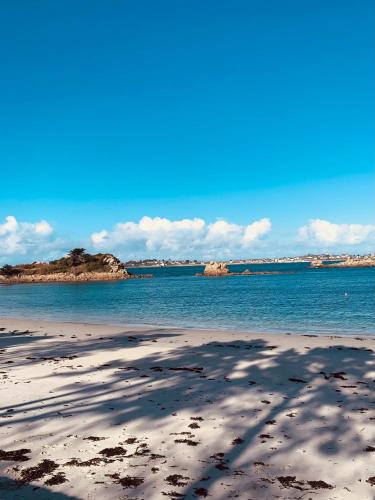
left=0, top=263, right=374, bottom=336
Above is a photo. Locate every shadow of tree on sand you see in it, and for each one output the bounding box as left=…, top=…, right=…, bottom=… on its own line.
left=0, top=475, right=79, bottom=500
left=1, top=328, right=374, bottom=498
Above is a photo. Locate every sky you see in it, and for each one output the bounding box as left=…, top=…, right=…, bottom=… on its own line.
left=0, top=0, right=374, bottom=263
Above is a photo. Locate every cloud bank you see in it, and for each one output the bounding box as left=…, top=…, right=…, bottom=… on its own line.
left=0, top=215, right=59, bottom=263
left=298, top=219, right=375, bottom=246
left=1, top=215, right=373, bottom=264
left=91, top=216, right=272, bottom=259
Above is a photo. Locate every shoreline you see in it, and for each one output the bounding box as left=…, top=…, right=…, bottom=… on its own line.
left=1, top=316, right=374, bottom=498
left=0, top=272, right=153, bottom=285
left=1, top=314, right=374, bottom=340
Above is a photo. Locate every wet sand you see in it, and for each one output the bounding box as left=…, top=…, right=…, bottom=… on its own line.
left=0, top=317, right=374, bottom=499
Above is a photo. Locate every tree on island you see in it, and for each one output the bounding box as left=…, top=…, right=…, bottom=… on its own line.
left=0, top=264, right=21, bottom=277
left=68, top=248, right=88, bottom=266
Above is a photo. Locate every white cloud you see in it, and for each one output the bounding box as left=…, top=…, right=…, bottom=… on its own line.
left=298, top=219, right=375, bottom=246
left=3, top=214, right=372, bottom=264
left=91, top=216, right=272, bottom=259
left=0, top=215, right=58, bottom=263
left=34, top=220, right=54, bottom=235
left=243, top=218, right=272, bottom=245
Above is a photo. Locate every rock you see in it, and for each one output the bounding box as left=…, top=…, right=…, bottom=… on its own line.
left=102, top=254, right=129, bottom=274
left=310, top=259, right=323, bottom=268
left=203, top=262, right=229, bottom=276
left=0, top=272, right=128, bottom=284
left=310, top=256, right=375, bottom=269
left=197, top=264, right=292, bottom=278
left=327, top=257, right=375, bottom=268
left=0, top=271, right=152, bottom=284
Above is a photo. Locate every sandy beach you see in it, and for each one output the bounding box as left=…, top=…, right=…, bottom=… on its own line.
left=0, top=317, right=374, bottom=499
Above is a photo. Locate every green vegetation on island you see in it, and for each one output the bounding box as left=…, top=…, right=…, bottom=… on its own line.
left=0, top=248, right=126, bottom=277
left=0, top=249, right=153, bottom=283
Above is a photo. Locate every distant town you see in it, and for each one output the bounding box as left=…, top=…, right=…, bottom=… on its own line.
left=124, top=253, right=375, bottom=267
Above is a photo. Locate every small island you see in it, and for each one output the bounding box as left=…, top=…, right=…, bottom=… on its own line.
left=309, top=256, right=375, bottom=269
left=0, top=248, right=151, bottom=284
left=196, top=262, right=293, bottom=277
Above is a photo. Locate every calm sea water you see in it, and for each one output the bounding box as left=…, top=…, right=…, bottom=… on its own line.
left=0, top=263, right=374, bottom=335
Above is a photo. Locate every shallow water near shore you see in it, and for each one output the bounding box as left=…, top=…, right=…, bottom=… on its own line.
left=0, top=263, right=374, bottom=335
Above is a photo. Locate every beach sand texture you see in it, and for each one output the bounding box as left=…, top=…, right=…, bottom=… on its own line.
left=0, top=318, right=374, bottom=499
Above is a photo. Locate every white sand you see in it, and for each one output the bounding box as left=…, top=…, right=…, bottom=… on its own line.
left=0, top=317, right=374, bottom=499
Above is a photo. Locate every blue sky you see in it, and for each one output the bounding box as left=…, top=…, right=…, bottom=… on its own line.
left=0, top=1, right=374, bottom=262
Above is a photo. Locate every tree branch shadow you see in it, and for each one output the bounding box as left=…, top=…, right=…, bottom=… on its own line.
left=1, top=327, right=374, bottom=498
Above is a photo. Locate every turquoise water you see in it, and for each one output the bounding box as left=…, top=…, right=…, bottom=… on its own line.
left=0, top=263, right=374, bottom=335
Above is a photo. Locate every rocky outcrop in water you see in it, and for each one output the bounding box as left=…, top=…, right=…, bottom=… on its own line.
left=310, top=259, right=323, bottom=268
left=325, top=257, right=375, bottom=268
left=203, top=262, right=229, bottom=276
left=310, top=256, right=375, bottom=269
left=197, top=262, right=295, bottom=278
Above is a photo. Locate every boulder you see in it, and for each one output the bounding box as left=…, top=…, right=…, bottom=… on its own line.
left=310, top=259, right=323, bottom=268
left=203, top=262, right=229, bottom=276
left=102, top=254, right=129, bottom=275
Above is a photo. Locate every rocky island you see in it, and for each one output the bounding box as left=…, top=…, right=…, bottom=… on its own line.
left=197, top=262, right=293, bottom=277
left=0, top=248, right=151, bottom=284
left=309, top=255, right=375, bottom=269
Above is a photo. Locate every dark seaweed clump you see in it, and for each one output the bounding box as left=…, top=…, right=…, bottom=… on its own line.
left=99, top=446, right=127, bottom=457
left=21, top=459, right=59, bottom=482
left=165, top=474, right=189, bottom=487
left=45, top=472, right=67, bottom=485
left=109, top=473, right=144, bottom=488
